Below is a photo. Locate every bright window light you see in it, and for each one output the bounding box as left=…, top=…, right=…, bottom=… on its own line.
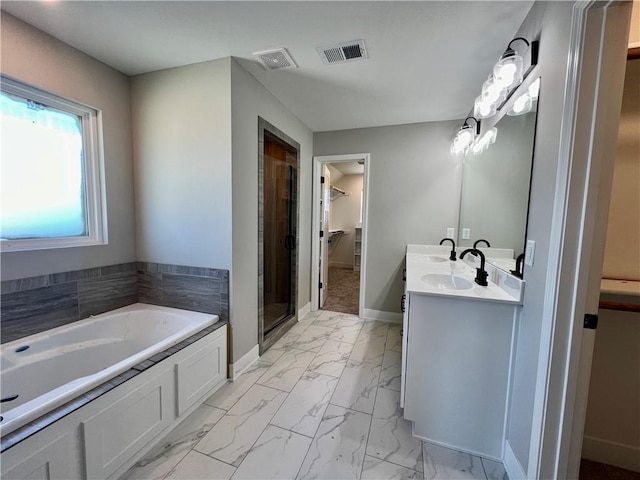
left=1, top=92, right=86, bottom=238
left=0, top=77, right=106, bottom=251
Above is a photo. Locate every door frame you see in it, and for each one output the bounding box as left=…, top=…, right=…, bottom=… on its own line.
left=311, top=153, right=371, bottom=318
left=319, top=163, right=331, bottom=309
left=526, top=2, right=631, bottom=478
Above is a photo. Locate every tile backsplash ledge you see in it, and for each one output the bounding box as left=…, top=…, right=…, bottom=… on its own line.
left=1, top=262, right=229, bottom=344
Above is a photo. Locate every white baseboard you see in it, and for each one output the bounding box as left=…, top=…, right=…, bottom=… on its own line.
left=298, top=302, right=311, bottom=319
left=230, top=345, right=259, bottom=380
left=362, top=308, right=402, bottom=323
left=415, top=432, right=502, bottom=463
left=582, top=435, right=640, bottom=473
left=329, top=262, right=353, bottom=269
left=504, top=440, right=527, bottom=480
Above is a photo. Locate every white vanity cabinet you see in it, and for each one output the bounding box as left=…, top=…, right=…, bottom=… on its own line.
left=403, top=293, right=515, bottom=459
left=401, top=245, right=522, bottom=460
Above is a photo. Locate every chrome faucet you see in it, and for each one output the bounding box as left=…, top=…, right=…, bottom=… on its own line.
left=439, top=238, right=457, bottom=261
left=473, top=239, right=491, bottom=249
left=460, top=248, right=489, bottom=286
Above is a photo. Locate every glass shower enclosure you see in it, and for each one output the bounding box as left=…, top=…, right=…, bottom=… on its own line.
left=258, top=118, right=299, bottom=353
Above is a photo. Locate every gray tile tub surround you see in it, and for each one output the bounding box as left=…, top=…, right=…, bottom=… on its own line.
left=1, top=262, right=138, bottom=344
left=1, top=261, right=229, bottom=344
left=137, top=262, right=229, bottom=323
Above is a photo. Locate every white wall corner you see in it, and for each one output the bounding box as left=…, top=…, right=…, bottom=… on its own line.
left=298, top=301, right=311, bottom=319
left=362, top=308, right=402, bottom=323
left=504, top=440, right=527, bottom=480
left=230, top=344, right=259, bottom=380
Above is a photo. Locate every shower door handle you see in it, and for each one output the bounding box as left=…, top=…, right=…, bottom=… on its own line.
left=284, top=235, right=295, bottom=250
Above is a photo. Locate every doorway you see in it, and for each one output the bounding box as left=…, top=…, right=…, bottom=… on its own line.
left=258, top=118, right=300, bottom=354
left=312, top=154, right=370, bottom=318
left=578, top=54, right=640, bottom=480
left=527, top=3, right=634, bottom=479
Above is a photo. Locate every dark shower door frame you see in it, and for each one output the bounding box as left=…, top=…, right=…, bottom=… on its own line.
left=258, top=117, right=300, bottom=355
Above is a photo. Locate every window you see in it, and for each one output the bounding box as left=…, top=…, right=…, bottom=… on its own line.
left=0, top=76, right=106, bottom=251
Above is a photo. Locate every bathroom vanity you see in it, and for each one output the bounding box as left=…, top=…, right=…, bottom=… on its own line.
left=401, top=244, right=524, bottom=460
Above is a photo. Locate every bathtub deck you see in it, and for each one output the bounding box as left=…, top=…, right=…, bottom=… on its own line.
left=0, top=319, right=228, bottom=452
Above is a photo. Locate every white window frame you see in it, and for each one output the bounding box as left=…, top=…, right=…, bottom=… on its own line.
left=0, top=76, right=107, bottom=252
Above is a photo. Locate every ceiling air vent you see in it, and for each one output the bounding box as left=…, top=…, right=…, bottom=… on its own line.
left=317, top=40, right=368, bottom=65
left=253, top=48, right=298, bottom=70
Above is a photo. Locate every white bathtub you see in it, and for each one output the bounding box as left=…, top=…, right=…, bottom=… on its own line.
left=0, top=303, right=218, bottom=437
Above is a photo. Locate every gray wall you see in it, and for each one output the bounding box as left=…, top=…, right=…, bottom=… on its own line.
left=314, top=121, right=462, bottom=313
left=502, top=1, right=579, bottom=471
left=230, top=59, right=313, bottom=363
left=131, top=59, right=233, bottom=270
left=0, top=13, right=136, bottom=280
left=583, top=307, right=640, bottom=469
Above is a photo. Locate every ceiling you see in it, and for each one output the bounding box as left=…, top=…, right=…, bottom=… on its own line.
left=2, top=1, right=534, bottom=132
left=331, top=162, right=364, bottom=176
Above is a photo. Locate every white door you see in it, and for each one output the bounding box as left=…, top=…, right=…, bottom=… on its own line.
left=533, top=3, right=631, bottom=478
left=319, top=165, right=330, bottom=308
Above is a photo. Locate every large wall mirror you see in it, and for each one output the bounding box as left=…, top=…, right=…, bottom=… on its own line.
left=458, top=78, right=540, bottom=274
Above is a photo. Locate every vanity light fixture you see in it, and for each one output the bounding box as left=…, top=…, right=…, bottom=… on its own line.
left=451, top=116, right=481, bottom=156
left=451, top=38, right=537, bottom=156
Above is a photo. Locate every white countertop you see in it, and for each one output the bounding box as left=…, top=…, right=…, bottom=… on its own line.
left=406, top=246, right=523, bottom=304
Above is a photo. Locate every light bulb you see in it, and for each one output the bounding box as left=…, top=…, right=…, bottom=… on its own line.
left=451, top=126, right=475, bottom=156
left=493, top=54, right=524, bottom=90
left=482, top=76, right=506, bottom=104
left=457, top=128, right=474, bottom=146
left=451, top=143, right=464, bottom=156
left=474, top=94, right=497, bottom=119
left=471, top=128, right=497, bottom=155
left=508, top=92, right=532, bottom=116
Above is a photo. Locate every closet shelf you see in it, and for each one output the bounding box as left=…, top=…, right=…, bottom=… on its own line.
left=330, top=186, right=349, bottom=200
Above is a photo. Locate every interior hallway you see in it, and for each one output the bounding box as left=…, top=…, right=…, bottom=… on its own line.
left=123, top=310, right=507, bottom=480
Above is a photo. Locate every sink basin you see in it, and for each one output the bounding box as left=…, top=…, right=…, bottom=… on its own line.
left=419, top=256, right=448, bottom=263
left=420, top=273, right=474, bottom=290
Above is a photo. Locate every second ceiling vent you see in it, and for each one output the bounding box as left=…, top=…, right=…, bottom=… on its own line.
left=317, top=39, right=368, bottom=65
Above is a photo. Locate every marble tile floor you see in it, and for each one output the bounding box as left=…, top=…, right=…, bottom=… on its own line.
left=122, top=310, right=508, bottom=480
